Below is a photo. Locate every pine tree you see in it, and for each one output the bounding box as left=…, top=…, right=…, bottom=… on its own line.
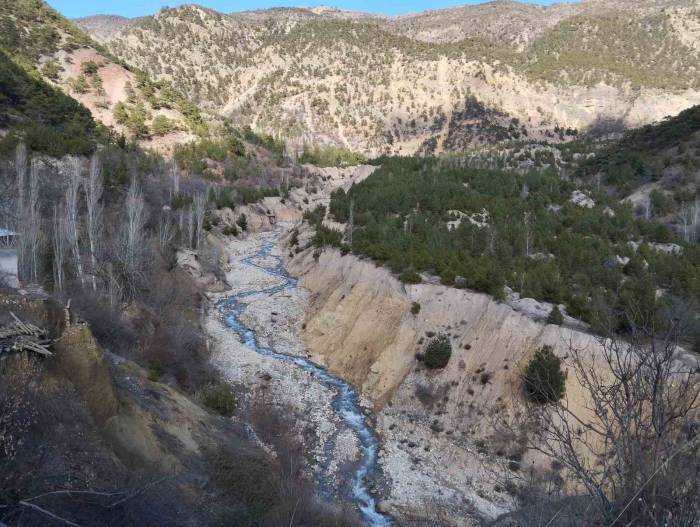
left=424, top=335, right=451, bottom=369
left=547, top=305, right=564, bottom=326
left=523, top=345, right=566, bottom=404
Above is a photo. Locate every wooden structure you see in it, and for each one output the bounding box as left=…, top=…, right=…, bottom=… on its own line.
left=0, top=312, right=53, bottom=357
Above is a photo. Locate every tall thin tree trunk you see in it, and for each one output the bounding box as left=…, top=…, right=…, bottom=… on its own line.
left=125, top=177, right=146, bottom=274
left=15, top=143, right=27, bottom=281
left=85, top=152, right=103, bottom=291
left=187, top=206, right=195, bottom=249
left=193, top=192, right=207, bottom=249
left=27, top=159, right=41, bottom=282
left=66, top=157, right=84, bottom=285
left=52, top=205, right=65, bottom=292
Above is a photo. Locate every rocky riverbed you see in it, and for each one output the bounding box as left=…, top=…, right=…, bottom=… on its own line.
left=206, top=227, right=390, bottom=525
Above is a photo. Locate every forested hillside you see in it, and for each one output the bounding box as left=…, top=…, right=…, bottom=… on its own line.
left=0, top=49, right=98, bottom=155
left=82, top=0, right=700, bottom=155
left=0, top=0, right=211, bottom=154
left=320, top=157, right=699, bottom=333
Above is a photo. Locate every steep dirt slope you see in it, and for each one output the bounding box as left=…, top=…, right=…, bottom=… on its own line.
left=0, top=293, right=278, bottom=525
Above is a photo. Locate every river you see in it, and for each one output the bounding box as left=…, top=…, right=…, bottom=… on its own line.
left=216, top=235, right=391, bottom=526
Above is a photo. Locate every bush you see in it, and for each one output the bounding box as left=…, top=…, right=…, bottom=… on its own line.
left=399, top=269, right=422, bottom=284
left=81, top=61, right=99, bottom=76
left=289, top=228, right=299, bottom=247
left=523, top=345, right=566, bottom=404
left=202, top=383, right=236, bottom=417
left=547, top=305, right=564, bottom=325
left=69, top=74, right=89, bottom=94
left=424, top=334, right=452, bottom=369
left=313, top=224, right=343, bottom=248
left=151, top=114, right=176, bottom=136
left=223, top=225, right=238, bottom=237
left=411, top=301, right=421, bottom=315
left=147, top=362, right=163, bottom=382
left=236, top=213, right=248, bottom=232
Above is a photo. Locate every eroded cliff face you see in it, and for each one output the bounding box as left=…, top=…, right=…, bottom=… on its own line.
left=288, top=244, right=598, bottom=412
left=286, top=240, right=602, bottom=523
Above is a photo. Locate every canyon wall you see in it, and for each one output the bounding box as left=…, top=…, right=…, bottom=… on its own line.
left=287, top=242, right=605, bottom=523
left=288, top=244, right=599, bottom=414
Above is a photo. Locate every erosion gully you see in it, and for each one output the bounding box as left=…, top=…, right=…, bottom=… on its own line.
left=216, top=235, right=391, bottom=526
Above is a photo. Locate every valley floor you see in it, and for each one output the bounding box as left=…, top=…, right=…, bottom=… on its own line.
left=205, top=225, right=507, bottom=526
left=206, top=227, right=384, bottom=521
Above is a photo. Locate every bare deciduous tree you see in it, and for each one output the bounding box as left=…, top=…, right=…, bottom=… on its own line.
left=186, top=206, right=195, bottom=249
left=26, top=159, right=41, bottom=282
left=65, top=157, right=84, bottom=286
left=52, top=205, right=66, bottom=292
left=192, top=192, right=207, bottom=249
left=121, top=177, right=147, bottom=298
left=157, top=210, right=174, bottom=253
left=498, top=306, right=700, bottom=526
left=15, top=143, right=27, bottom=279
left=85, top=151, right=103, bottom=291
left=678, top=199, right=699, bottom=243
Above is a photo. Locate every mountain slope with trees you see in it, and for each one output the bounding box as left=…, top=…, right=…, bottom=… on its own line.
left=322, top=156, right=699, bottom=333
left=0, top=0, right=209, bottom=155
left=80, top=0, right=700, bottom=155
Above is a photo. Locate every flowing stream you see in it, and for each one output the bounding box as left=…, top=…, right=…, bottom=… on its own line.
left=217, top=237, right=391, bottom=526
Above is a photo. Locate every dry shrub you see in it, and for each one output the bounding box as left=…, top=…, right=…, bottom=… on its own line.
left=215, top=396, right=365, bottom=527
left=68, top=287, right=138, bottom=355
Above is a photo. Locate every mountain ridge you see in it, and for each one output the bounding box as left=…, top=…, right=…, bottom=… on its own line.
left=77, top=0, right=700, bottom=155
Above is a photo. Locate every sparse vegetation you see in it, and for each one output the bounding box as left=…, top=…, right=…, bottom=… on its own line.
left=202, top=383, right=236, bottom=417
left=93, top=2, right=700, bottom=155
left=424, top=334, right=452, bottom=369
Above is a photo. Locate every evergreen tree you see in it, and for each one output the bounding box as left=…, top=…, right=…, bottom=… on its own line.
left=424, top=335, right=451, bottom=369
left=523, top=345, right=566, bottom=404
left=236, top=213, right=248, bottom=231
left=547, top=305, right=564, bottom=325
